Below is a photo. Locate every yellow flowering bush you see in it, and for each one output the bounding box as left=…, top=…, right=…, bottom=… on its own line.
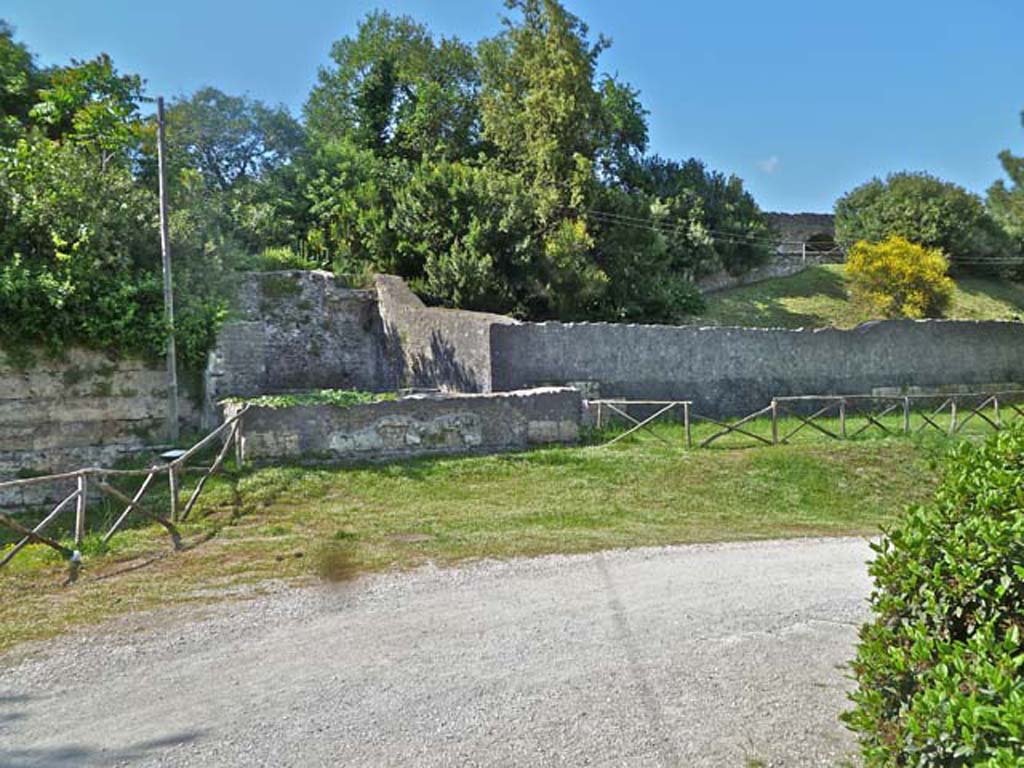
left=846, top=235, right=955, bottom=318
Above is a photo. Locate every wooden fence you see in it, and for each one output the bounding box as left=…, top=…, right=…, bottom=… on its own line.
left=0, top=406, right=249, bottom=572
left=590, top=390, right=1024, bottom=450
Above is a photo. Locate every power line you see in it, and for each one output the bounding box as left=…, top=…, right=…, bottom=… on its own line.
left=585, top=208, right=801, bottom=247
left=586, top=208, right=799, bottom=245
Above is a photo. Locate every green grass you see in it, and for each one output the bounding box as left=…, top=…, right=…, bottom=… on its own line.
left=0, top=422, right=962, bottom=654
left=698, top=264, right=1024, bottom=328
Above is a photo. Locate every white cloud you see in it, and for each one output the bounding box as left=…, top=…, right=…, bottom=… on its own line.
left=757, top=155, right=781, bottom=174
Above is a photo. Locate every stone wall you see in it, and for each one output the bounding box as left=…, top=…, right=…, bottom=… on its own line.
left=374, top=274, right=518, bottom=393
left=224, top=388, right=582, bottom=465
left=205, top=271, right=396, bottom=422
left=490, top=319, right=1024, bottom=417
left=696, top=250, right=843, bottom=293
left=765, top=212, right=835, bottom=252
left=0, top=348, right=197, bottom=507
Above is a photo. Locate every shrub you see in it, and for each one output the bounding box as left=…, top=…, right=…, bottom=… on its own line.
left=844, top=425, right=1024, bottom=765
left=835, top=172, right=1010, bottom=269
left=846, top=236, right=955, bottom=319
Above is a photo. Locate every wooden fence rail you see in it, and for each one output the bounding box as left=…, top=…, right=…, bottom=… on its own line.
left=0, top=406, right=249, bottom=573
left=590, top=390, right=1024, bottom=450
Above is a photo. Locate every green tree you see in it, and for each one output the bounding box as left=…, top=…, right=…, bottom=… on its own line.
left=392, top=160, right=533, bottom=312
left=305, top=11, right=480, bottom=162
left=29, top=54, right=145, bottom=170
left=302, top=137, right=405, bottom=275
left=987, top=110, right=1024, bottom=255
left=478, top=0, right=607, bottom=215
left=154, top=87, right=307, bottom=254
left=628, top=156, right=775, bottom=278
left=0, top=134, right=165, bottom=361
left=0, top=21, right=44, bottom=144
left=835, top=172, right=1009, bottom=269
left=164, top=87, right=304, bottom=192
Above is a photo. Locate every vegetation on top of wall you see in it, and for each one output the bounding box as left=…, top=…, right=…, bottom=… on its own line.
left=844, top=424, right=1024, bottom=765
left=227, top=389, right=397, bottom=409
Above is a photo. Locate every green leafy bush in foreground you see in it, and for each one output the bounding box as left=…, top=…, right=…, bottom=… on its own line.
left=845, top=426, right=1024, bottom=765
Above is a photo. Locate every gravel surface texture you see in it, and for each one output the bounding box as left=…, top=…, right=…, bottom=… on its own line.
left=1, top=537, right=873, bottom=767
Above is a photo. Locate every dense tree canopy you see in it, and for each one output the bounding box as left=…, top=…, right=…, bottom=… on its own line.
left=834, top=172, right=1011, bottom=270
left=299, top=1, right=773, bottom=321
left=1, top=2, right=782, bottom=366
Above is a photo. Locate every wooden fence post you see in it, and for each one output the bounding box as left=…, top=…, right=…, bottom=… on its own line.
left=683, top=402, right=692, bottom=450
left=770, top=399, right=779, bottom=445
left=949, top=400, right=958, bottom=435
left=902, top=397, right=911, bottom=434
left=235, top=420, right=245, bottom=468
left=168, top=466, right=179, bottom=523
left=994, top=396, right=1001, bottom=429
left=74, top=473, right=86, bottom=548
left=839, top=399, right=847, bottom=439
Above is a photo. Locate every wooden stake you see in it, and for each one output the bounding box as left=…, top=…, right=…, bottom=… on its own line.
left=102, top=471, right=156, bottom=543
left=0, top=513, right=73, bottom=560
left=168, top=466, right=180, bottom=523
left=0, top=489, right=80, bottom=567
left=74, top=474, right=86, bottom=548
left=770, top=399, right=779, bottom=445
left=181, top=424, right=238, bottom=521
left=96, top=482, right=181, bottom=549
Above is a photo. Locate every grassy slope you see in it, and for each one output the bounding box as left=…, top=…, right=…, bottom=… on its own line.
left=0, top=427, right=952, bottom=653
left=698, top=264, right=1024, bottom=329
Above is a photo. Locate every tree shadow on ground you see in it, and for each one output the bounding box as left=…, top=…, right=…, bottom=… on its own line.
left=0, top=693, right=207, bottom=767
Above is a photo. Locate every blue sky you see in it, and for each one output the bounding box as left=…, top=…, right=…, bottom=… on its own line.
left=4, top=0, right=1023, bottom=212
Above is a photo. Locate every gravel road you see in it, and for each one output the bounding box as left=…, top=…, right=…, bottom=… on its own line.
left=1, top=537, right=873, bottom=767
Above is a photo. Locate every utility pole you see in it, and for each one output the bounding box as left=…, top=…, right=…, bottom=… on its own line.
left=156, top=96, right=179, bottom=442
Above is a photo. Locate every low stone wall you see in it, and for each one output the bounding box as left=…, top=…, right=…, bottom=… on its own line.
left=205, top=271, right=396, bottom=424
left=374, top=274, right=518, bottom=393
left=0, top=348, right=197, bottom=507
left=490, top=319, right=1024, bottom=418
left=697, top=251, right=842, bottom=293
left=224, top=388, right=583, bottom=465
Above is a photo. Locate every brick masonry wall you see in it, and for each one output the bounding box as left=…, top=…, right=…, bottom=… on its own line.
left=205, top=271, right=397, bottom=423
left=0, top=348, right=198, bottom=507
left=490, top=319, right=1024, bottom=418
left=224, top=388, right=583, bottom=465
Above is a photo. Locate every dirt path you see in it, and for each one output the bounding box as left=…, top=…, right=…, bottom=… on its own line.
left=1, top=537, right=872, bottom=767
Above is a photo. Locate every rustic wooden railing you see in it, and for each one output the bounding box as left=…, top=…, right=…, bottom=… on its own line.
left=590, top=390, right=1024, bottom=450
left=0, top=406, right=248, bottom=571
